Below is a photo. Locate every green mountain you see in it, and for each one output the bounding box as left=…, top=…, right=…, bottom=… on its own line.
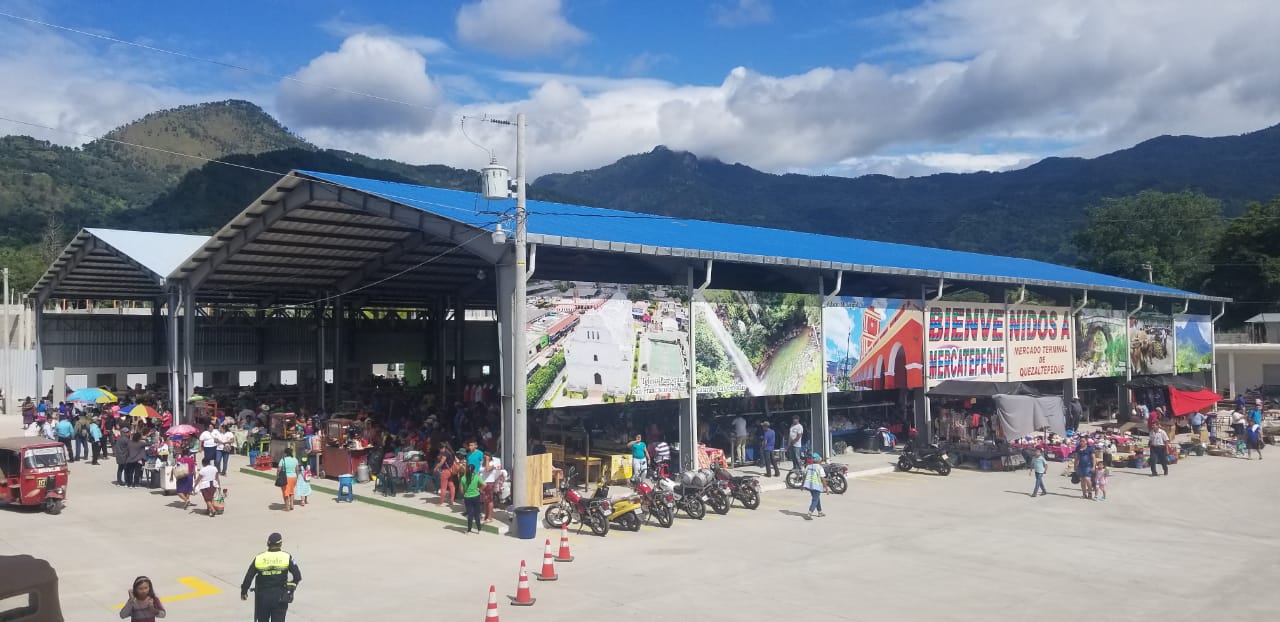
left=534, top=124, right=1280, bottom=265
left=3, top=98, right=1280, bottom=299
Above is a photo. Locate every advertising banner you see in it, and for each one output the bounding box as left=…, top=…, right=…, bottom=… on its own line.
left=824, top=297, right=924, bottom=392
left=1074, top=309, right=1128, bottom=378
left=1129, top=312, right=1174, bottom=375
left=526, top=280, right=689, bottom=409
left=1174, top=314, right=1213, bottom=373
left=925, top=302, right=1008, bottom=385
left=693, top=289, right=822, bottom=397
left=1006, top=305, right=1073, bottom=381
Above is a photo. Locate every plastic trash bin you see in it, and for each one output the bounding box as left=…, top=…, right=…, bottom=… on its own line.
left=514, top=506, right=539, bottom=539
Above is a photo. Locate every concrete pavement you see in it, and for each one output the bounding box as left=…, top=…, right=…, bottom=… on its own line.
left=2, top=414, right=1276, bottom=621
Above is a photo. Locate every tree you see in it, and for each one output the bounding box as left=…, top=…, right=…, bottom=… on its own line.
left=1207, top=196, right=1280, bottom=324
left=1074, top=191, right=1223, bottom=291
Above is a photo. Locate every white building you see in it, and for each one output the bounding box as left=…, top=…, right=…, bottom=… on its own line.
left=565, top=299, right=634, bottom=395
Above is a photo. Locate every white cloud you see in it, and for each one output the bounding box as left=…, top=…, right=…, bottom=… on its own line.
left=455, top=0, right=587, bottom=57
left=712, top=0, right=773, bottom=28
left=622, top=52, right=675, bottom=77
left=318, top=17, right=450, bottom=56
left=0, top=15, right=252, bottom=145
left=7, top=0, right=1280, bottom=182
left=276, top=34, right=443, bottom=132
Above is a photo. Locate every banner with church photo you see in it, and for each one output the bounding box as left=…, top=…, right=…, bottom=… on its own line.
left=525, top=280, right=689, bottom=409
left=1005, top=305, right=1073, bottom=381
left=1129, top=312, right=1174, bottom=375
left=925, top=302, right=1008, bottom=385
left=1174, top=314, right=1213, bottom=373
left=1074, top=309, right=1128, bottom=378
left=693, top=289, right=822, bottom=397
left=824, top=297, right=924, bottom=392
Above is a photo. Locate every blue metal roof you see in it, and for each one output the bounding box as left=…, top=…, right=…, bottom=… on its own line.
left=297, top=170, right=1220, bottom=301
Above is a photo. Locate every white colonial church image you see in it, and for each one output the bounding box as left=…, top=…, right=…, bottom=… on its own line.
left=565, top=298, right=634, bottom=396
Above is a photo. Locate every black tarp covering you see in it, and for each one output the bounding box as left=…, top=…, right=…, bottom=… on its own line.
left=1125, top=374, right=1207, bottom=391
left=927, top=380, right=1041, bottom=397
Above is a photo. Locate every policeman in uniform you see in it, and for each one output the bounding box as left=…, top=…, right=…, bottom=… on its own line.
left=241, top=532, right=302, bottom=621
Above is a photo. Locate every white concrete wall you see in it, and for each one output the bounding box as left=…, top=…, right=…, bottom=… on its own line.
left=1215, top=346, right=1280, bottom=397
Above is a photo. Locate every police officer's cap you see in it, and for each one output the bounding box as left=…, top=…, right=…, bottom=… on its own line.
left=267, top=532, right=283, bottom=546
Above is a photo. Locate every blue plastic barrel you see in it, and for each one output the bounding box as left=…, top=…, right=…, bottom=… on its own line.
left=514, top=506, right=539, bottom=539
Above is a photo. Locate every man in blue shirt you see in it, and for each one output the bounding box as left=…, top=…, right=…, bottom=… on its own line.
left=55, top=415, right=75, bottom=459
left=759, top=421, right=779, bottom=477
left=1249, top=400, right=1264, bottom=426
left=465, top=440, right=484, bottom=473
left=88, top=417, right=104, bottom=465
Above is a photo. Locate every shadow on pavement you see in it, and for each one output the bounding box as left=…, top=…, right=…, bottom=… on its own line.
left=777, top=509, right=811, bottom=520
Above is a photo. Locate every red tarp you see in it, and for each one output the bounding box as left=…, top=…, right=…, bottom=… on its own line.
left=1168, top=387, right=1222, bottom=417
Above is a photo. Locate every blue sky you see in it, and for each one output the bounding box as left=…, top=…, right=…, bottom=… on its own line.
left=1, top=0, right=1278, bottom=178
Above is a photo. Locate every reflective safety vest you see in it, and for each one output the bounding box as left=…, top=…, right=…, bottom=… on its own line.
left=254, top=550, right=292, bottom=577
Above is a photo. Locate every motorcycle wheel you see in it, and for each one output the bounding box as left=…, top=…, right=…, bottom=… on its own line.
left=740, top=489, right=761, bottom=510
left=620, top=511, right=641, bottom=532
left=684, top=497, right=706, bottom=519
left=543, top=504, right=569, bottom=528
left=709, top=493, right=730, bottom=515
left=829, top=473, right=848, bottom=494
left=43, top=499, right=64, bottom=515
left=655, top=505, right=674, bottom=528
left=936, top=464, right=952, bottom=477
left=586, top=510, right=610, bottom=536
left=785, top=470, right=803, bottom=489
left=896, top=456, right=913, bottom=472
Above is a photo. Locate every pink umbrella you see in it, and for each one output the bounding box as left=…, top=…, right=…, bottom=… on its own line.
left=167, top=424, right=200, bottom=437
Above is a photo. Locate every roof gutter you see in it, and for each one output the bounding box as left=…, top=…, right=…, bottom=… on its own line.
left=1211, top=301, right=1226, bottom=323
left=1012, top=284, right=1026, bottom=306
left=824, top=270, right=843, bottom=304
left=1070, top=290, right=1089, bottom=315
left=1179, top=299, right=1190, bottom=315
left=697, top=259, right=713, bottom=293
left=930, top=278, right=946, bottom=301
left=525, top=243, right=537, bottom=282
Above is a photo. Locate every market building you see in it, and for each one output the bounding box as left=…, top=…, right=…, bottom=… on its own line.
left=25, top=169, right=1228, bottom=506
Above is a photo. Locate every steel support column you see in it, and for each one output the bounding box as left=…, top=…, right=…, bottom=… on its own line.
left=316, top=299, right=326, bottom=413
left=182, top=284, right=195, bottom=423
left=168, top=288, right=180, bottom=416
left=682, top=266, right=699, bottom=471
left=495, top=253, right=517, bottom=472
left=33, top=301, right=43, bottom=400
left=332, top=295, right=343, bottom=411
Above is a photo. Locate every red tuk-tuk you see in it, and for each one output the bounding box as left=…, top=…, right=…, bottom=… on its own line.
left=0, top=438, right=69, bottom=515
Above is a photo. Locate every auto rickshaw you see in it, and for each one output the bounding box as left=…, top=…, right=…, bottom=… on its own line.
left=0, top=437, right=69, bottom=515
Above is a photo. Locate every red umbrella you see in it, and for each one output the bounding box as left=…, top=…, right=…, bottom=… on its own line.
left=126, top=404, right=160, bottom=419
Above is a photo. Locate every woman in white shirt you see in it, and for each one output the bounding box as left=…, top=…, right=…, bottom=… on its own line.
left=192, top=458, right=221, bottom=517
left=215, top=425, right=234, bottom=476
left=481, top=454, right=503, bottom=524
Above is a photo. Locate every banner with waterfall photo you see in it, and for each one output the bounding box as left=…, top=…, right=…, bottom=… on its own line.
left=1174, top=314, right=1213, bottom=373
left=823, top=297, right=924, bottom=392
left=693, top=289, right=822, bottom=397
left=1074, top=309, right=1128, bottom=378
left=525, top=280, right=689, bottom=409
left=1129, top=312, right=1174, bottom=376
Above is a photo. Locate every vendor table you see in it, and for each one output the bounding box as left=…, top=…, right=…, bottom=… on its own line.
left=569, top=456, right=603, bottom=484
left=597, top=453, right=632, bottom=483
left=386, top=459, right=433, bottom=477
left=323, top=445, right=369, bottom=479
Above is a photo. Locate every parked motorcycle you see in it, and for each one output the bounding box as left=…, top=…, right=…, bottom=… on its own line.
left=711, top=465, right=761, bottom=509
left=543, top=468, right=611, bottom=536
left=634, top=478, right=676, bottom=528
left=593, top=480, right=644, bottom=531
left=660, top=470, right=709, bottom=519
left=896, top=441, right=951, bottom=476
left=785, top=461, right=849, bottom=493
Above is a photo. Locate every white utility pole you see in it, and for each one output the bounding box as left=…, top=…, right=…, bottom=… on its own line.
left=2, top=267, right=9, bottom=415
left=511, top=112, right=530, bottom=507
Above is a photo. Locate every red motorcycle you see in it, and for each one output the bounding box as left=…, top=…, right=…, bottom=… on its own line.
left=542, top=467, right=610, bottom=536
left=634, top=479, right=676, bottom=528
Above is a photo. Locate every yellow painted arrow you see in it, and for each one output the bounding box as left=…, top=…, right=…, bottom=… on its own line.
left=112, top=576, right=222, bottom=609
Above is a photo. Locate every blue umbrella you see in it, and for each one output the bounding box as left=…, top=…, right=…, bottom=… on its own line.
left=66, top=387, right=118, bottom=403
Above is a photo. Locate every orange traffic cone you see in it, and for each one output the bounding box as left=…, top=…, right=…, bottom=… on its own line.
left=484, top=585, right=500, bottom=621
left=510, top=560, right=536, bottom=606
left=535, top=538, right=558, bottom=581
left=555, top=524, right=574, bottom=562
